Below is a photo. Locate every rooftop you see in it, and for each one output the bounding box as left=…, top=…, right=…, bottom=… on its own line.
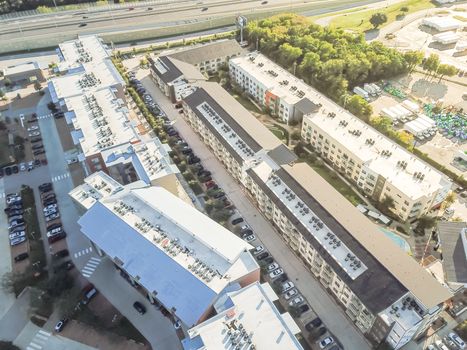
left=57, top=35, right=110, bottom=71
left=150, top=56, right=206, bottom=84
left=3, top=61, right=40, bottom=75
left=305, top=108, right=451, bottom=201
left=437, top=221, right=467, bottom=286
left=76, top=185, right=257, bottom=325
left=183, top=282, right=303, bottom=350
left=281, top=163, right=452, bottom=310
left=65, top=88, right=139, bottom=156
left=69, top=171, right=124, bottom=209
left=164, top=39, right=243, bottom=65
left=183, top=82, right=293, bottom=164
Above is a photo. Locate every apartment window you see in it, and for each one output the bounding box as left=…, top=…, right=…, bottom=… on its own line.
left=404, top=200, right=409, bottom=206
left=318, top=134, right=323, bottom=139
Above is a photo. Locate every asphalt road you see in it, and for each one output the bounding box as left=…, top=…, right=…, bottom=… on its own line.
left=0, top=0, right=384, bottom=52
left=135, top=67, right=373, bottom=350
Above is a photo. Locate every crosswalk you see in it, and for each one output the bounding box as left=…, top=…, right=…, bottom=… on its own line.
left=26, top=329, right=51, bottom=350
left=74, top=246, right=93, bottom=258
left=0, top=192, right=5, bottom=199
left=37, top=113, right=52, bottom=120
left=51, top=173, right=70, bottom=182
left=81, top=257, right=101, bottom=278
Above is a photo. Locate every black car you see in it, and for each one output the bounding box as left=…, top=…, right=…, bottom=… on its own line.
left=187, top=156, right=200, bottom=164
left=297, top=304, right=310, bottom=316
left=241, top=229, right=253, bottom=237
left=48, top=231, right=66, bottom=244
left=46, top=222, right=62, bottom=231
left=14, top=252, right=29, bottom=262
left=213, top=191, right=225, bottom=199
left=263, top=257, right=274, bottom=265
left=314, top=327, right=327, bottom=338
left=34, top=159, right=41, bottom=166
left=33, top=150, right=45, bottom=156
left=12, top=165, right=18, bottom=173
left=5, top=167, right=12, bottom=176
left=32, top=144, right=43, bottom=150
left=198, top=170, right=211, bottom=177
left=133, top=301, right=146, bottom=314
left=181, top=148, right=193, bottom=155
left=78, top=22, right=87, bottom=27
left=6, top=204, right=22, bottom=212
left=39, top=183, right=52, bottom=192
left=8, top=210, right=24, bottom=217
left=53, top=249, right=69, bottom=258
left=231, top=217, right=244, bottom=225
left=305, top=317, right=322, bottom=331
left=256, top=252, right=269, bottom=260
left=31, top=137, right=42, bottom=143
left=43, top=198, right=58, bottom=206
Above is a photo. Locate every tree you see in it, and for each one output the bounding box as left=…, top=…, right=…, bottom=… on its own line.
left=403, top=51, right=424, bottom=73
left=370, top=13, right=388, bottom=29
left=442, top=192, right=456, bottom=210
left=46, top=270, right=73, bottom=297
left=416, top=215, right=436, bottom=233
left=422, top=54, right=440, bottom=77
left=277, top=43, right=302, bottom=67
left=34, top=81, right=41, bottom=91
left=381, top=195, right=395, bottom=211
left=345, top=95, right=373, bottom=121
left=436, top=64, right=458, bottom=82
left=291, top=131, right=301, bottom=141
left=397, top=131, right=414, bottom=146
left=0, top=341, right=21, bottom=350
left=400, top=6, right=409, bottom=12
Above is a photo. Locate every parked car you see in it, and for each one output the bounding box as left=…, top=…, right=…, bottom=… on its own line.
left=82, top=284, right=97, bottom=304
left=256, top=252, right=269, bottom=260
left=46, top=222, right=61, bottom=231
left=269, top=268, right=284, bottom=279
left=7, top=209, right=24, bottom=217
left=53, top=249, right=69, bottom=258
left=43, top=204, right=58, bottom=212
left=39, top=183, right=52, bottom=192
left=282, top=281, right=294, bottom=293
left=46, top=212, right=60, bottom=222
left=29, top=131, right=40, bottom=137
left=283, top=289, right=298, bottom=300
left=10, top=236, right=26, bottom=246
left=231, top=217, right=244, bottom=225
left=9, top=231, right=26, bottom=240
left=43, top=198, right=58, bottom=206
left=27, top=126, right=39, bottom=132
left=305, top=317, right=322, bottom=331
left=6, top=195, right=21, bottom=205
left=297, top=303, right=310, bottom=316
left=14, top=252, right=29, bottom=262
left=4, top=167, right=12, bottom=176
left=42, top=193, right=56, bottom=201
left=47, top=226, right=63, bottom=237
left=252, top=245, right=264, bottom=254
left=30, top=137, right=42, bottom=143
left=244, top=234, right=256, bottom=242
left=319, top=337, right=334, bottom=349
left=54, top=319, right=68, bottom=332
left=289, top=296, right=304, bottom=306
left=448, top=332, right=465, bottom=349
left=263, top=257, right=274, bottom=265
left=32, top=144, right=43, bottom=150
left=187, top=156, right=200, bottom=164
left=133, top=301, right=146, bottom=314
left=9, top=225, right=26, bottom=234
left=267, top=263, right=280, bottom=272
left=173, top=320, right=181, bottom=329
left=9, top=219, right=25, bottom=228
left=48, top=231, right=66, bottom=244
left=33, top=150, right=45, bottom=156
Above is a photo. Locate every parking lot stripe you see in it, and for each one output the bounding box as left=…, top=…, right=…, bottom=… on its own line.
left=38, top=330, right=51, bottom=336
left=29, top=342, right=42, bottom=349
left=35, top=334, right=48, bottom=341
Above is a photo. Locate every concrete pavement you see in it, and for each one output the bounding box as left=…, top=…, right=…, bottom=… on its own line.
left=138, top=71, right=373, bottom=350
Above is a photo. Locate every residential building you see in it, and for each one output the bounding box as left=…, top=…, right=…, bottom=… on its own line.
left=177, top=80, right=452, bottom=349
left=182, top=282, right=303, bottom=350
left=301, top=107, right=451, bottom=221
left=149, top=56, right=206, bottom=103
left=163, top=39, right=243, bottom=75
left=2, top=61, right=45, bottom=84
left=229, top=52, right=321, bottom=124
left=436, top=221, right=467, bottom=291
left=71, top=180, right=260, bottom=328
left=229, top=52, right=451, bottom=221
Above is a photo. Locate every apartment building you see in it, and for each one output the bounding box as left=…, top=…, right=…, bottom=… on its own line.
left=2, top=61, right=45, bottom=84
left=163, top=39, right=242, bottom=75
left=176, top=80, right=452, bottom=348
left=182, top=282, right=303, bottom=350
left=301, top=108, right=451, bottom=221
left=229, top=52, right=321, bottom=124
left=71, top=177, right=260, bottom=328
left=229, top=52, right=451, bottom=221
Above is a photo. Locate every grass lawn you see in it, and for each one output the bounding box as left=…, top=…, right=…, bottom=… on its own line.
left=303, top=159, right=364, bottom=206
left=309, top=6, right=369, bottom=22
left=232, top=93, right=262, bottom=113
left=267, top=124, right=289, bottom=144
left=329, top=0, right=436, bottom=33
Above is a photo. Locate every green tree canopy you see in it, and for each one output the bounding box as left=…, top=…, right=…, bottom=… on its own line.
left=370, top=13, right=388, bottom=29
left=403, top=50, right=424, bottom=72
left=346, top=95, right=373, bottom=121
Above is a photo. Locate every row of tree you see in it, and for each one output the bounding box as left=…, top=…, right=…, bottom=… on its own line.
left=0, top=0, right=95, bottom=14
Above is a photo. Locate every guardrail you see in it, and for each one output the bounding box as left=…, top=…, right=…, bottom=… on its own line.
left=0, top=0, right=185, bottom=21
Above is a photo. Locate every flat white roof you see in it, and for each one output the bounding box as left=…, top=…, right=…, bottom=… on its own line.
left=58, top=35, right=110, bottom=71
left=77, top=185, right=257, bottom=325
left=65, top=88, right=139, bottom=156
left=184, top=282, right=303, bottom=350
left=3, top=61, right=39, bottom=75
left=305, top=109, right=450, bottom=201
left=422, top=16, right=462, bottom=30
left=69, top=171, right=124, bottom=209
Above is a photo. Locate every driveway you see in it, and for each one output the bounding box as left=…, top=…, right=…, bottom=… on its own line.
left=138, top=71, right=372, bottom=350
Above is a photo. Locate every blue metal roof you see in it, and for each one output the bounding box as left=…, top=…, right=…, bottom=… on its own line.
left=78, top=202, right=218, bottom=326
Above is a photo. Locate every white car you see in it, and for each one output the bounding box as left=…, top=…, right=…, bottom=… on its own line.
left=319, top=336, right=334, bottom=349
left=244, top=234, right=256, bottom=242
left=449, top=332, right=465, bottom=349
left=43, top=204, right=58, bottom=212
left=10, top=236, right=26, bottom=246
left=269, top=268, right=283, bottom=279
left=282, top=281, right=294, bottom=293
left=28, top=131, right=40, bottom=137
left=45, top=212, right=60, bottom=222
left=19, top=163, right=26, bottom=171
left=253, top=245, right=264, bottom=254
left=6, top=195, right=21, bottom=205
left=27, top=125, right=39, bottom=131
left=267, top=263, right=279, bottom=272
left=289, top=296, right=304, bottom=306
left=173, top=320, right=181, bottom=330
left=9, top=231, right=26, bottom=240
left=283, top=289, right=298, bottom=300
left=240, top=224, right=250, bottom=231
left=435, top=341, right=449, bottom=350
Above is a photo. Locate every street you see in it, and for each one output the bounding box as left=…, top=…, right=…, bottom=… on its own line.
left=136, top=69, right=373, bottom=350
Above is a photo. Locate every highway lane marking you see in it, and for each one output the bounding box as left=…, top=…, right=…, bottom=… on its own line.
left=74, top=247, right=92, bottom=258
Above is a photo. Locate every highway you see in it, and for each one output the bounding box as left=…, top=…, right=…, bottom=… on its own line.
left=0, top=0, right=384, bottom=53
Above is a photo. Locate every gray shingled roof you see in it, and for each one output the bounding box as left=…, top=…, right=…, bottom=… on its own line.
left=437, top=221, right=467, bottom=285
